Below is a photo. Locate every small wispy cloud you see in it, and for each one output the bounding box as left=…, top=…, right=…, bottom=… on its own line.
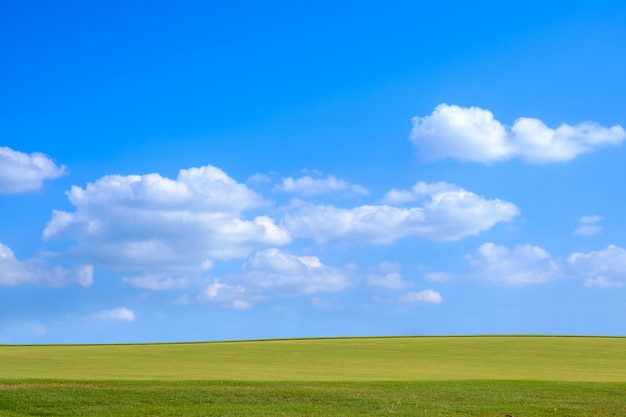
left=574, top=215, right=603, bottom=236
left=368, top=262, right=412, bottom=290
left=0, top=242, right=93, bottom=287
left=93, top=307, right=136, bottom=321
left=274, top=172, right=368, bottom=197
left=424, top=272, right=456, bottom=283
left=399, top=290, right=442, bottom=304
left=584, top=276, right=623, bottom=288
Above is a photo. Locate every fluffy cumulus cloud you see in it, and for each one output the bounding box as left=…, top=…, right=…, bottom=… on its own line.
left=285, top=181, right=518, bottom=243
left=194, top=248, right=351, bottom=308
left=241, top=248, right=351, bottom=295
left=93, top=307, right=136, bottom=321
left=274, top=173, right=368, bottom=197
left=433, top=242, right=626, bottom=287
left=399, top=290, right=442, bottom=304
left=43, top=165, right=290, bottom=274
left=465, top=242, right=562, bottom=285
left=567, top=245, right=626, bottom=288
left=0, top=242, right=93, bottom=287
left=411, top=104, right=625, bottom=163
left=0, top=146, right=66, bottom=193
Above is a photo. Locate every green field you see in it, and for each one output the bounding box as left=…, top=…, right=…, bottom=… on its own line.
left=1, top=336, right=625, bottom=416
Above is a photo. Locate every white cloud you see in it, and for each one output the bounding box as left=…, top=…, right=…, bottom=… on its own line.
left=198, top=280, right=251, bottom=309
left=368, top=262, right=411, bottom=290
left=122, top=274, right=191, bottom=290
left=0, top=242, right=93, bottom=287
left=0, top=146, right=66, bottom=193
left=574, top=215, right=603, bottom=236
left=584, top=276, right=623, bottom=288
left=246, top=173, right=272, bottom=184
left=435, top=242, right=626, bottom=288
left=242, top=248, right=351, bottom=295
left=465, top=242, right=562, bottom=285
left=567, top=245, right=626, bottom=286
left=411, top=104, right=625, bottom=163
left=285, top=182, right=518, bottom=243
left=424, top=272, right=457, bottom=282
left=369, top=272, right=411, bottom=291
left=578, top=215, right=604, bottom=224
left=274, top=174, right=368, bottom=197
left=400, top=290, right=442, bottom=304
left=93, top=307, right=136, bottom=321
left=382, top=182, right=459, bottom=205
left=574, top=225, right=602, bottom=236
left=196, top=248, right=351, bottom=308
left=43, top=165, right=290, bottom=274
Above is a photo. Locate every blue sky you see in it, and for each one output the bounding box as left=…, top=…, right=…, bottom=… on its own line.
left=1, top=1, right=626, bottom=343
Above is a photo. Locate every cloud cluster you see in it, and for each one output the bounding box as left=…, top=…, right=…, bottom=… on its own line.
left=0, top=146, right=65, bottom=193
left=43, top=165, right=290, bottom=274
left=411, top=104, right=625, bottom=163
left=0, top=242, right=93, bottom=287
left=286, top=181, right=518, bottom=243
left=436, top=242, right=626, bottom=287
left=39, top=165, right=516, bottom=296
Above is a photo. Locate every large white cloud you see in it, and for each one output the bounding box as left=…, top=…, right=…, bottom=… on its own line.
left=285, top=182, right=518, bottom=243
left=0, top=242, right=92, bottom=287
left=411, top=104, right=625, bottom=163
left=274, top=173, right=368, bottom=197
left=0, top=146, right=65, bottom=193
left=43, top=165, right=290, bottom=274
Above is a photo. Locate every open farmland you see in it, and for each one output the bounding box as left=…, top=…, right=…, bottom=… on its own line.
left=1, top=336, right=625, bottom=416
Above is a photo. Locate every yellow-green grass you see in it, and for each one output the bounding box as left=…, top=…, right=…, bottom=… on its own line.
left=1, top=336, right=625, bottom=381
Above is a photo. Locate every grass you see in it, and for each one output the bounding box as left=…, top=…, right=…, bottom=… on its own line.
left=1, top=336, right=625, bottom=416
left=1, top=380, right=624, bottom=416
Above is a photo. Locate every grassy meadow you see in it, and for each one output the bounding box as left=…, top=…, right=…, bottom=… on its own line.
left=1, top=336, right=625, bottom=416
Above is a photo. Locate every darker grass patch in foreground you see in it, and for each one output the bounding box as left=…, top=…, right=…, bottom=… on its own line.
left=0, top=380, right=624, bottom=416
